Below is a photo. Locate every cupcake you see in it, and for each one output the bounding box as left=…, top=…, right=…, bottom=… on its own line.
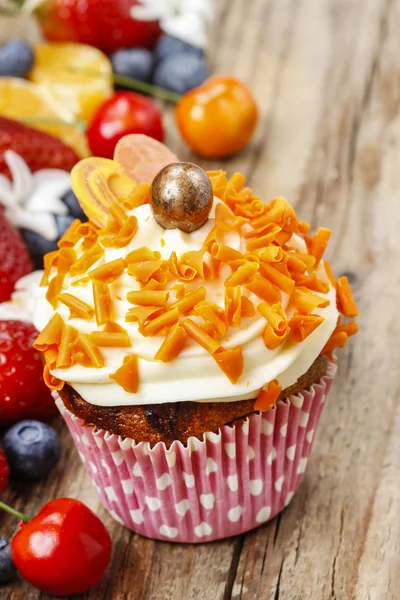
left=33, top=135, right=358, bottom=542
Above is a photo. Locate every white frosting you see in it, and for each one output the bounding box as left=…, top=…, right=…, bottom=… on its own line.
left=0, top=151, right=70, bottom=240
left=33, top=200, right=339, bottom=407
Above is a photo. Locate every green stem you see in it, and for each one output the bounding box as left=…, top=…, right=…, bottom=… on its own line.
left=21, top=117, right=87, bottom=131
left=66, top=67, right=181, bottom=104
left=112, top=74, right=181, bottom=104
left=0, top=500, right=30, bottom=523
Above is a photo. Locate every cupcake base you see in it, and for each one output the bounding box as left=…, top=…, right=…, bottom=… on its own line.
left=55, top=362, right=336, bottom=543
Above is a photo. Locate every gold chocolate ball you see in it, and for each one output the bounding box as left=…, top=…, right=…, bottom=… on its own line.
left=150, top=162, right=213, bottom=233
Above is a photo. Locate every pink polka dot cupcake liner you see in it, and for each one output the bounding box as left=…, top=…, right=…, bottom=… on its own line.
left=54, top=362, right=336, bottom=543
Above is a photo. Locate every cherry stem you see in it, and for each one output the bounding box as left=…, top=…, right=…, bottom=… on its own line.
left=0, top=500, right=30, bottom=523
left=112, top=73, right=181, bottom=104
left=66, top=66, right=181, bottom=104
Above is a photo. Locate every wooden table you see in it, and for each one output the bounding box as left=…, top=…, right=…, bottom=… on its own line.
left=1, top=0, right=400, bottom=598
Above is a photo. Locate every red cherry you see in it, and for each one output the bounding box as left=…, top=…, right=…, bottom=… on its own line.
left=87, top=91, right=164, bottom=159
left=11, top=498, right=111, bottom=596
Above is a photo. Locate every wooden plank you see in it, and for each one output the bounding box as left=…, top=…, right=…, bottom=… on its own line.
left=1, top=0, right=399, bottom=598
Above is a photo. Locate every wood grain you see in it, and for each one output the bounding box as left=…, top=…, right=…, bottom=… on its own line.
left=1, top=0, right=399, bottom=598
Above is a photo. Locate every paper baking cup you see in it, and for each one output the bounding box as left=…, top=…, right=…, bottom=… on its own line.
left=55, top=363, right=336, bottom=543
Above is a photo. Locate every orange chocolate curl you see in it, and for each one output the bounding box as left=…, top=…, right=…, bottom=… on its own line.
left=213, top=346, right=244, bottom=384
left=92, top=281, right=112, bottom=326
left=288, top=314, right=324, bottom=342
left=34, top=313, right=64, bottom=351
left=127, top=290, right=169, bottom=306
left=89, top=258, right=125, bottom=283
left=336, top=276, right=358, bottom=317
left=254, top=380, right=282, bottom=412
left=181, top=318, right=220, bottom=354
left=155, top=323, right=188, bottom=362
left=57, top=293, right=95, bottom=321
left=109, top=354, right=139, bottom=393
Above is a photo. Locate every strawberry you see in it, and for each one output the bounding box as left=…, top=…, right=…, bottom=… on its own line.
left=0, top=448, right=9, bottom=494
left=0, top=117, right=80, bottom=179
left=0, top=210, right=33, bottom=302
left=0, top=321, right=58, bottom=427
left=36, top=0, right=161, bottom=54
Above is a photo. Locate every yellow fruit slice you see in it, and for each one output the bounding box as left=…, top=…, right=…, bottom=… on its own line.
left=71, top=158, right=138, bottom=227
left=30, top=42, right=113, bottom=122
left=0, top=78, right=89, bottom=157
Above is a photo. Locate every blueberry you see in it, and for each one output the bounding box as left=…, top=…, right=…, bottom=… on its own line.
left=0, top=538, right=16, bottom=584
left=19, top=229, right=57, bottom=270
left=3, top=421, right=60, bottom=481
left=55, top=213, right=76, bottom=238
left=153, top=53, right=209, bottom=95
left=60, top=189, right=87, bottom=221
left=0, top=39, right=34, bottom=78
left=154, top=34, right=203, bottom=63
left=111, top=48, right=153, bottom=83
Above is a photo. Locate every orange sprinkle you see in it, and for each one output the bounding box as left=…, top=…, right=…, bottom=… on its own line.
left=128, top=259, right=165, bottom=282
left=225, top=286, right=241, bottom=327
left=125, top=182, right=150, bottom=209
left=254, top=380, right=282, bottom=412
left=43, top=365, right=64, bottom=391
left=213, top=346, right=243, bottom=383
left=255, top=245, right=283, bottom=263
left=127, top=290, right=169, bottom=306
left=89, top=258, right=125, bottom=283
left=336, top=321, right=358, bottom=337
left=194, top=301, right=227, bottom=338
left=245, top=275, right=281, bottom=304
left=73, top=333, right=104, bottom=367
left=263, top=322, right=290, bottom=349
left=260, top=263, right=295, bottom=295
left=125, top=306, right=164, bottom=326
left=293, top=273, right=329, bottom=294
left=169, top=251, right=197, bottom=281
left=155, top=323, right=188, bottom=362
left=257, top=302, right=288, bottom=332
left=322, top=331, right=348, bottom=361
left=180, top=249, right=207, bottom=279
left=169, top=286, right=206, bottom=314
left=34, top=313, right=64, bottom=351
left=46, top=273, right=65, bottom=308
left=288, top=314, right=324, bottom=342
left=57, top=219, right=81, bottom=248
left=141, top=308, right=179, bottom=336
left=92, top=281, right=112, bottom=326
left=336, top=276, right=358, bottom=317
left=309, top=227, right=331, bottom=265
left=181, top=318, right=220, bottom=354
left=40, top=250, right=59, bottom=286
left=241, top=296, right=256, bottom=317
left=324, top=260, right=336, bottom=287
left=70, top=242, right=104, bottom=276
left=109, top=355, right=139, bottom=393
left=113, top=216, right=138, bottom=248
left=89, top=330, right=131, bottom=347
left=57, top=248, right=76, bottom=275
left=292, top=287, right=330, bottom=314
left=124, top=247, right=160, bottom=264
left=210, top=243, right=243, bottom=263
left=109, top=201, right=127, bottom=226
left=43, top=345, right=58, bottom=369
left=225, top=261, right=259, bottom=287
left=246, top=227, right=281, bottom=251
left=56, top=324, right=78, bottom=368
left=58, top=293, right=95, bottom=320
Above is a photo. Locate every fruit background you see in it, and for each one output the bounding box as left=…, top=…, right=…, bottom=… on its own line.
left=0, top=1, right=398, bottom=599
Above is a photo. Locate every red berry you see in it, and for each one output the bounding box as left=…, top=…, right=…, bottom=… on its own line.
left=0, top=117, right=80, bottom=179
left=0, top=211, right=33, bottom=302
left=0, top=321, right=58, bottom=427
left=87, top=91, right=164, bottom=159
left=11, top=498, right=112, bottom=596
left=37, top=0, right=161, bottom=54
left=0, top=449, right=9, bottom=494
